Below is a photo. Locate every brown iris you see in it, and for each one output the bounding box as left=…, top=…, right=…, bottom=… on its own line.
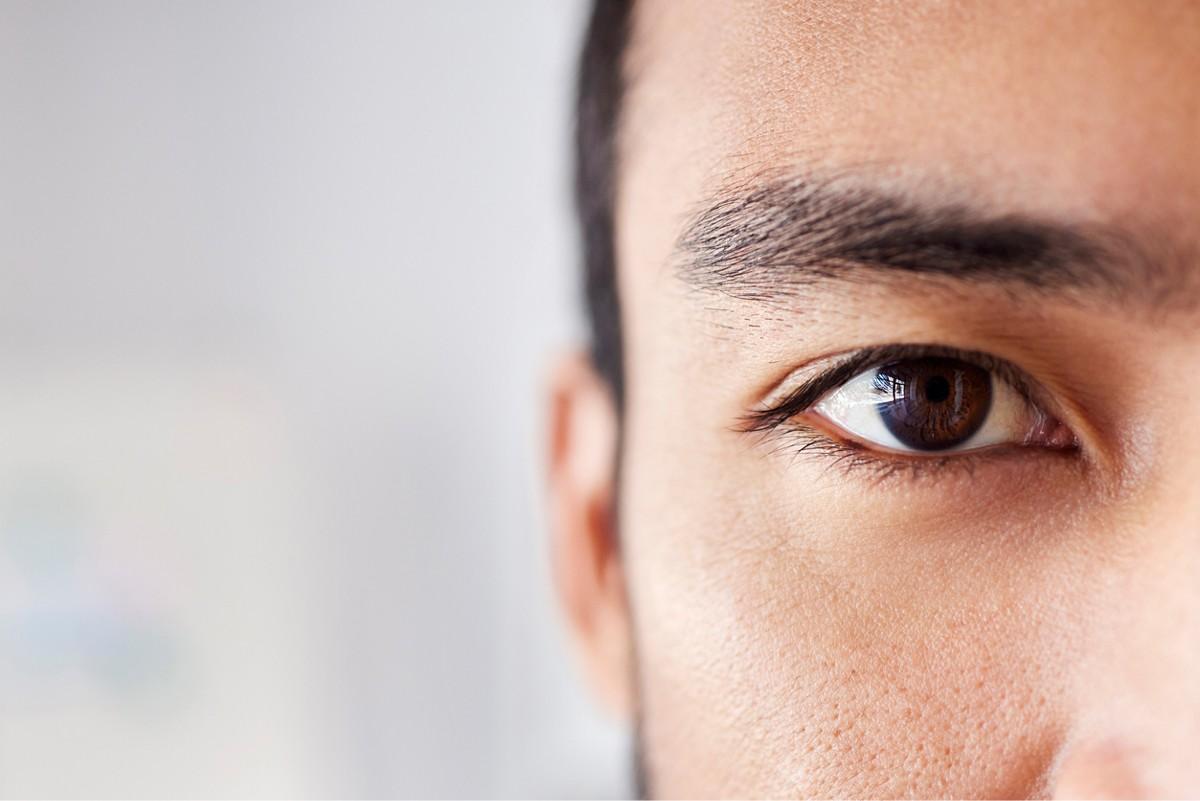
left=873, top=357, right=992, bottom=450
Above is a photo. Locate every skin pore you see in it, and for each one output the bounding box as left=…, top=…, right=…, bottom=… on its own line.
left=548, top=1, right=1200, bottom=797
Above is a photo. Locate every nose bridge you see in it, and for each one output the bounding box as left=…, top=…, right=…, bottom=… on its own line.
left=1054, top=477, right=1200, bottom=796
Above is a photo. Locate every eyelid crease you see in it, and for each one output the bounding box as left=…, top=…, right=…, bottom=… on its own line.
left=737, top=343, right=1041, bottom=435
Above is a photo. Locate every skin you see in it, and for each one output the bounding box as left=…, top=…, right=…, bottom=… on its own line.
left=547, top=1, right=1200, bottom=797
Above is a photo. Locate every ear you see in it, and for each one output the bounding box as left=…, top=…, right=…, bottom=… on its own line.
left=545, top=350, right=633, bottom=720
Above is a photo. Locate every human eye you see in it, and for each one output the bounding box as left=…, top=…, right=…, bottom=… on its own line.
left=742, top=344, right=1077, bottom=465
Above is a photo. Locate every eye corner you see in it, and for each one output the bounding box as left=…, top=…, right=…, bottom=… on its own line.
left=734, top=405, right=792, bottom=436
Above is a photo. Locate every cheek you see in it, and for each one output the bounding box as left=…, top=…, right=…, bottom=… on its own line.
left=620, top=440, right=1080, bottom=798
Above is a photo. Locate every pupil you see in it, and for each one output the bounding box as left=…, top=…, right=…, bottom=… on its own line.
left=874, top=357, right=992, bottom=451
left=924, top=375, right=951, bottom=403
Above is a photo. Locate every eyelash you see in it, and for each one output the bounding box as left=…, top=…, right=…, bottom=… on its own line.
left=740, top=344, right=1073, bottom=480
left=768, top=431, right=1041, bottom=483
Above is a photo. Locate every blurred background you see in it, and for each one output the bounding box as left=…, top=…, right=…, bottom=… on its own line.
left=0, top=1, right=630, bottom=796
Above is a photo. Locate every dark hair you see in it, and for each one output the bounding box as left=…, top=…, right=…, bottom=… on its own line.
left=576, top=8, right=648, bottom=791
left=575, top=0, right=633, bottom=408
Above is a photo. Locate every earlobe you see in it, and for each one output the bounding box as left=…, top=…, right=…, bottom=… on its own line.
left=545, top=351, right=634, bottom=720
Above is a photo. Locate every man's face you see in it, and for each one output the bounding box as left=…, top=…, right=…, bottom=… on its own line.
left=601, top=1, right=1200, bottom=797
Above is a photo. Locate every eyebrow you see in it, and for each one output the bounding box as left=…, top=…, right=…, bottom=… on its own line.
left=673, top=171, right=1164, bottom=305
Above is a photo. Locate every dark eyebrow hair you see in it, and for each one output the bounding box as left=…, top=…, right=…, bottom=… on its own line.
left=674, top=172, right=1162, bottom=305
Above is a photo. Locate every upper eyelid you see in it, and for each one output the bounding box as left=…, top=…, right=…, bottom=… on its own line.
left=738, top=352, right=876, bottom=433
left=738, top=343, right=1040, bottom=435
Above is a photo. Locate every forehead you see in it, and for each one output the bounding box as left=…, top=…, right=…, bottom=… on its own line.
left=619, top=0, right=1200, bottom=271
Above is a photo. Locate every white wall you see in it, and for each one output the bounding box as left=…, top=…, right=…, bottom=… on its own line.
left=0, top=1, right=628, bottom=796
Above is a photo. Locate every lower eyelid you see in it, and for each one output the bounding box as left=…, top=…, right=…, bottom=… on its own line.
left=775, top=418, right=1080, bottom=486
